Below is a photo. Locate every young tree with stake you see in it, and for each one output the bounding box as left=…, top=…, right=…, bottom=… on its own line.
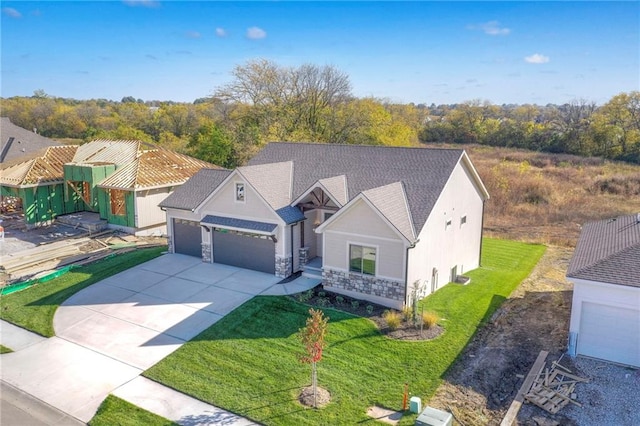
left=298, top=308, right=329, bottom=408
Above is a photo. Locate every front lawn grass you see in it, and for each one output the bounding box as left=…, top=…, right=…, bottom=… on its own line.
left=0, top=247, right=165, bottom=337
left=144, top=239, right=545, bottom=425
left=90, top=395, right=177, bottom=426
left=0, top=344, right=13, bottom=354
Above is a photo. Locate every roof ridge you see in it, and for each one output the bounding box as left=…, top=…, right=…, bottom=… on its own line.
left=266, top=141, right=465, bottom=152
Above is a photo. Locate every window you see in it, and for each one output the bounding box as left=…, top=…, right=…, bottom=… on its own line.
left=323, top=212, right=334, bottom=222
left=349, top=244, right=376, bottom=275
left=110, top=189, right=126, bottom=216
left=235, top=183, right=245, bottom=202
left=460, top=215, right=467, bottom=226
left=445, top=218, right=452, bottom=228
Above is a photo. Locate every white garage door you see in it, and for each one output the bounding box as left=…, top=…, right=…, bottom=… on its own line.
left=578, top=302, right=640, bottom=367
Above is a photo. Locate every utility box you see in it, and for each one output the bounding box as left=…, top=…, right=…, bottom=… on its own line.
left=415, top=406, right=453, bottom=426
left=409, top=396, right=422, bottom=413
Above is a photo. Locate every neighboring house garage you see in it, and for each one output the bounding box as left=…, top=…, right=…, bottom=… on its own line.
left=173, top=219, right=201, bottom=258
left=567, top=213, right=640, bottom=368
left=577, top=302, right=638, bottom=367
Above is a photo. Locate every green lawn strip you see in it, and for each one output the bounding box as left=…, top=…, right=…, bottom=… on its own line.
left=89, top=395, right=177, bottom=426
left=0, top=344, right=13, bottom=354
left=0, top=247, right=166, bottom=337
left=144, top=238, right=545, bottom=426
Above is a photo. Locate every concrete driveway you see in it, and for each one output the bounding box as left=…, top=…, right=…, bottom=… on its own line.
left=1, top=254, right=287, bottom=423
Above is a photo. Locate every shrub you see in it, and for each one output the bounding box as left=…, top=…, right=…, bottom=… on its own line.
left=297, top=290, right=313, bottom=303
left=421, top=312, right=439, bottom=329
left=366, top=305, right=374, bottom=315
left=335, top=296, right=344, bottom=306
left=351, top=300, right=360, bottom=310
left=317, top=298, right=330, bottom=307
left=318, top=291, right=326, bottom=298
left=383, top=310, right=402, bottom=331
left=402, top=306, right=413, bottom=322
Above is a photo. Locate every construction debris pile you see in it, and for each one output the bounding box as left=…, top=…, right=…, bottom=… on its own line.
left=524, top=359, right=589, bottom=415
left=1, top=228, right=166, bottom=286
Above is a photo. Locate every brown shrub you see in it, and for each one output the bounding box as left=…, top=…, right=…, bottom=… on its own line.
left=383, top=310, right=402, bottom=330
left=593, top=175, right=640, bottom=196
left=421, top=312, right=439, bottom=329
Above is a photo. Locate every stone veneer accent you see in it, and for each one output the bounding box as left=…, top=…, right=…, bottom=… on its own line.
left=275, top=255, right=292, bottom=278
left=167, top=235, right=174, bottom=254
left=201, top=243, right=212, bottom=263
left=298, top=247, right=310, bottom=268
left=323, top=269, right=405, bottom=301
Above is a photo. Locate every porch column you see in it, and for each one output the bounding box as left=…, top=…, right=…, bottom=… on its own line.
left=299, top=247, right=310, bottom=267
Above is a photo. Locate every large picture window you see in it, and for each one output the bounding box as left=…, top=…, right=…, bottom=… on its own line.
left=349, top=244, right=376, bottom=275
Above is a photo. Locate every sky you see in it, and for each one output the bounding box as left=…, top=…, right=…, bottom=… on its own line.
left=1, top=1, right=638, bottom=105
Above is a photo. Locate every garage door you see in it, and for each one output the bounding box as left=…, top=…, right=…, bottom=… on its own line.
left=173, top=219, right=202, bottom=258
left=213, top=230, right=275, bottom=274
left=578, top=302, right=640, bottom=367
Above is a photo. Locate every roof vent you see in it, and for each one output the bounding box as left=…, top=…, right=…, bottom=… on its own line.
left=637, top=213, right=640, bottom=224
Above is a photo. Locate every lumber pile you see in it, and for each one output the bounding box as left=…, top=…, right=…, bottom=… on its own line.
left=524, top=360, right=589, bottom=414
left=1, top=238, right=91, bottom=277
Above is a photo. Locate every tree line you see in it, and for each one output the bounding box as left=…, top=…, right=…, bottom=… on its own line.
left=2, top=60, right=639, bottom=166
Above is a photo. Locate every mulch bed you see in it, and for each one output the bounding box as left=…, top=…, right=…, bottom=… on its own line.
left=291, top=286, right=443, bottom=341
left=298, top=385, right=331, bottom=408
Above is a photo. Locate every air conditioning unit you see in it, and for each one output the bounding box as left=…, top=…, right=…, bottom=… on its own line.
left=415, top=406, right=453, bottom=426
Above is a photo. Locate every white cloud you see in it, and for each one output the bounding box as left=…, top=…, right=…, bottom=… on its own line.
left=525, top=53, right=550, bottom=64
left=246, top=26, right=266, bottom=40
left=215, top=27, right=227, bottom=37
left=2, top=7, right=22, bottom=18
left=468, top=21, right=510, bottom=36
left=122, top=1, right=159, bottom=8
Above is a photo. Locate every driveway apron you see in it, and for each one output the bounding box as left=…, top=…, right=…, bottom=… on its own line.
left=1, top=254, right=281, bottom=423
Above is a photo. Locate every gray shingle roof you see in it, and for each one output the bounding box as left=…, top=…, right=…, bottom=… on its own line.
left=238, top=161, right=292, bottom=209
left=165, top=142, right=486, bottom=234
left=201, top=215, right=277, bottom=234
left=1, top=117, right=60, bottom=164
left=318, top=175, right=348, bottom=206
left=248, top=142, right=469, bottom=235
left=362, top=182, right=415, bottom=241
left=567, top=214, right=640, bottom=288
left=159, top=168, right=232, bottom=211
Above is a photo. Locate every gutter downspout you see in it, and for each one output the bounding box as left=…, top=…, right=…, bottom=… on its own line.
left=479, top=200, right=486, bottom=267
left=403, top=239, right=419, bottom=308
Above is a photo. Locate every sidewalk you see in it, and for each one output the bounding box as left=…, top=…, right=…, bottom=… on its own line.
left=0, top=272, right=317, bottom=425
left=1, top=320, right=254, bottom=425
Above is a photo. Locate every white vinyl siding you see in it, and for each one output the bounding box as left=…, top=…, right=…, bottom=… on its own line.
left=136, top=187, right=173, bottom=228
left=199, top=178, right=277, bottom=221
left=407, top=160, right=484, bottom=298
left=323, top=231, right=405, bottom=280
left=327, top=199, right=400, bottom=240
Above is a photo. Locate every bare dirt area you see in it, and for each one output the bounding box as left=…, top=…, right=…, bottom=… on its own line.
left=428, top=245, right=575, bottom=425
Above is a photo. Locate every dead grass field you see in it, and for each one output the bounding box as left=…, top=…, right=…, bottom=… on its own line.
left=457, top=144, right=640, bottom=246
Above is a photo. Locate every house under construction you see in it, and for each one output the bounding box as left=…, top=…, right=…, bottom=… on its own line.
left=1, top=139, right=217, bottom=235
